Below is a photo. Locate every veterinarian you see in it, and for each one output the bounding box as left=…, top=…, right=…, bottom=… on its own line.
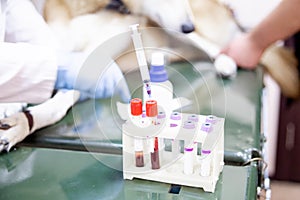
left=0, top=0, right=129, bottom=104
left=0, top=0, right=57, bottom=103
left=221, top=0, right=300, bottom=70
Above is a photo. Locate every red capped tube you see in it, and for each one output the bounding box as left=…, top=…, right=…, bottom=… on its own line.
left=130, top=98, right=143, bottom=116
left=146, top=100, right=158, bottom=117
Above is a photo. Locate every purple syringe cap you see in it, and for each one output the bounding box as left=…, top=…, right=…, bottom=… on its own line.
left=188, top=114, right=199, bottom=122
left=183, top=120, right=196, bottom=129
left=170, top=112, right=181, bottom=120
left=206, top=115, right=217, bottom=123
left=201, top=122, right=212, bottom=132
left=157, top=111, right=166, bottom=119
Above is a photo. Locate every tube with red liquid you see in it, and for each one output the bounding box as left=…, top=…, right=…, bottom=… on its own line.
left=134, top=138, right=144, bottom=167
left=151, top=137, right=160, bottom=169
left=130, top=98, right=145, bottom=167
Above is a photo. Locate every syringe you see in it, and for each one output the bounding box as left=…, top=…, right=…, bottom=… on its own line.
left=130, top=24, right=151, bottom=97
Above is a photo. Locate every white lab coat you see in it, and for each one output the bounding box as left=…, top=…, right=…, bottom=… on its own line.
left=0, top=0, right=57, bottom=104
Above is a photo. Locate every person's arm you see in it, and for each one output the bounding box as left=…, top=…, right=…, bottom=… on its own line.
left=0, top=42, right=57, bottom=103
left=250, top=0, right=300, bottom=51
left=0, top=0, right=57, bottom=103
left=4, top=0, right=57, bottom=46
left=222, top=0, right=300, bottom=68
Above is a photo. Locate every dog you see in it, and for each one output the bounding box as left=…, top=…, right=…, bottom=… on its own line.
left=43, top=0, right=299, bottom=99
left=1, top=0, right=298, bottom=152
left=42, top=0, right=197, bottom=56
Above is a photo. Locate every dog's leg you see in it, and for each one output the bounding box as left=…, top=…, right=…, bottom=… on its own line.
left=0, top=89, right=80, bottom=152
left=261, top=45, right=300, bottom=98
left=0, top=103, right=27, bottom=119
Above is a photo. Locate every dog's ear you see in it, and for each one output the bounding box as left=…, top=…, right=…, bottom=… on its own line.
left=106, top=0, right=130, bottom=14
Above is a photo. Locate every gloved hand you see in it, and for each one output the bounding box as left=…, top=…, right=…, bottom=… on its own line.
left=55, top=51, right=131, bottom=102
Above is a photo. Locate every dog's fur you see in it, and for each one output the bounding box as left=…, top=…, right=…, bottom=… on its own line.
left=42, top=0, right=300, bottom=98
left=43, top=0, right=197, bottom=54
left=43, top=0, right=209, bottom=74
left=44, top=0, right=110, bottom=24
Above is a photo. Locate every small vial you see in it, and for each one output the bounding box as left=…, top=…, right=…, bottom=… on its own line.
left=134, top=138, right=144, bottom=167
left=143, top=52, right=173, bottom=111
left=200, top=150, right=211, bottom=176
left=151, top=137, right=160, bottom=169
left=184, top=147, right=194, bottom=175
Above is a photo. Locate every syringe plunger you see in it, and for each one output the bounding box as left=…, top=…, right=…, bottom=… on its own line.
left=130, top=24, right=151, bottom=97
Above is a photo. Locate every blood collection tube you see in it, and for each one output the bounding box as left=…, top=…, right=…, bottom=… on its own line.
left=130, top=98, right=145, bottom=167
left=130, top=98, right=143, bottom=126
left=131, top=98, right=143, bottom=116
left=184, top=146, right=194, bottom=175
left=151, top=137, right=160, bottom=169
left=134, top=138, right=144, bottom=167
left=146, top=100, right=158, bottom=124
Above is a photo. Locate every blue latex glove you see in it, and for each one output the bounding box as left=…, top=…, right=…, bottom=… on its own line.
left=55, top=51, right=131, bottom=102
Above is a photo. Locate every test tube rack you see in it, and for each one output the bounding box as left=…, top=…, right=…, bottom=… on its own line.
left=122, top=112, right=224, bottom=193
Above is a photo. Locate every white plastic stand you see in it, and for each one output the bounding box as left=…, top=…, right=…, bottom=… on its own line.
left=123, top=24, right=224, bottom=193
left=122, top=112, right=224, bottom=193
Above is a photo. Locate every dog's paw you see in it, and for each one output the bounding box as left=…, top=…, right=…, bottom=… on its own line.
left=0, top=103, right=27, bottom=119
left=0, top=112, right=29, bottom=152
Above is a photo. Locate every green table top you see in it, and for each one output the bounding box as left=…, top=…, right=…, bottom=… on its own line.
left=20, top=61, right=264, bottom=164
left=0, top=147, right=258, bottom=200
left=1, top=33, right=263, bottom=199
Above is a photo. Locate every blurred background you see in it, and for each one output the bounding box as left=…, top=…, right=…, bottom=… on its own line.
left=222, top=1, right=300, bottom=199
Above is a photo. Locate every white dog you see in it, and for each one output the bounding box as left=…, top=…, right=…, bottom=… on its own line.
left=43, top=0, right=299, bottom=98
